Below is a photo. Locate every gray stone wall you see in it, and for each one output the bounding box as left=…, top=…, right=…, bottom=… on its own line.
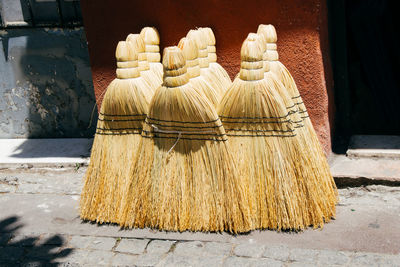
left=0, top=27, right=97, bottom=138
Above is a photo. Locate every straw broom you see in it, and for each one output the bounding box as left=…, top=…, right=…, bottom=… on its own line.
left=140, top=27, right=163, bottom=82
left=80, top=41, right=153, bottom=224
left=257, top=25, right=338, bottom=206
left=219, top=37, right=330, bottom=230
left=120, top=46, right=252, bottom=233
left=187, top=29, right=226, bottom=103
left=126, top=33, right=161, bottom=91
left=178, top=37, right=220, bottom=107
left=199, top=27, right=232, bottom=89
left=247, top=32, right=337, bottom=226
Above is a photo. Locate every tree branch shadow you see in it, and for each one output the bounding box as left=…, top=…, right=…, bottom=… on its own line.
left=0, top=215, right=73, bottom=266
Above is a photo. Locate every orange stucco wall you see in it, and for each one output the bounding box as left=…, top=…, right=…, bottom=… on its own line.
left=80, top=0, right=334, bottom=154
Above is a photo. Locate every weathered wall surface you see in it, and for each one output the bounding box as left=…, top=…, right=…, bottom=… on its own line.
left=81, top=0, right=333, bottom=153
left=0, top=27, right=97, bottom=138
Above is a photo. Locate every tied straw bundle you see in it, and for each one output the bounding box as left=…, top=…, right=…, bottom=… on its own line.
left=257, top=24, right=338, bottom=207
left=218, top=36, right=331, bottom=230
left=199, top=27, right=232, bottom=89
left=126, top=33, right=161, bottom=92
left=80, top=41, right=153, bottom=224
left=178, top=37, right=220, bottom=107
left=140, top=27, right=163, bottom=83
left=187, top=29, right=226, bottom=104
left=120, top=46, right=252, bottom=233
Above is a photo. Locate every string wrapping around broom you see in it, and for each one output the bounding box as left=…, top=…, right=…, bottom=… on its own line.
left=178, top=37, right=221, bottom=108
left=140, top=27, right=163, bottom=83
left=219, top=37, right=331, bottom=230
left=120, top=46, right=253, bottom=233
left=127, top=33, right=162, bottom=92
left=80, top=41, right=153, bottom=224
left=257, top=24, right=338, bottom=207
left=199, top=27, right=232, bottom=89
left=247, top=32, right=337, bottom=226
left=187, top=29, right=226, bottom=103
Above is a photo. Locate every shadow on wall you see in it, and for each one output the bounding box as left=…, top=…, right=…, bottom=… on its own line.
left=0, top=216, right=73, bottom=265
left=0, top=27, right=97, bottom=140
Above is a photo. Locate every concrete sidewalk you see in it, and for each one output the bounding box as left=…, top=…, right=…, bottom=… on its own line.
left=0, top=139, right=92, bottom=168
left=1, top=167, right=399, bottom=266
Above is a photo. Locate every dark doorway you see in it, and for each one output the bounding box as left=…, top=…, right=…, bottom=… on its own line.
left=329, top=0, right=400, bottom=152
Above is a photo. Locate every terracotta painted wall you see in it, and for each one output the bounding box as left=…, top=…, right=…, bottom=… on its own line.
left=80, top=0, right=334, bottom=154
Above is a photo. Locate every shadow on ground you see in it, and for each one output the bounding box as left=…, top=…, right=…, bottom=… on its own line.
left=0, top=216, right=73, bottom=266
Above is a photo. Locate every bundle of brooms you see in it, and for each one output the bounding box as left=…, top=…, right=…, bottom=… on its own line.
left=120, top=46, right=252, bottom=233
left=81, top=25, right=337, bottom=233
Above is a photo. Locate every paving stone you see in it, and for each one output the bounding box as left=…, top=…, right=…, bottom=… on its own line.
left=204, top=241, right=232, bottom=256
left=196, top=255, right=225, bottom=267
left=115, top=238, right=149, bottom=254
left=37, top=233, right=67, bottom=246
left=223, top=256, right=254, bottom=267
left=318, top=250, right=351, bottom=265
left=158, top=254, right=202, bottom=267
left=9, top=235, right=39, bottom=246
left=0, top=234, right=12, bottom=245
left=262, top=245, right=289, bottom=261
left=87, top=236, right=116, bottom=251
left=134, top=252, right=165, bottom=266
left=350, top=252, right=383, bottom=266
left=173, top=241, right=205, bottom=256
left=0, top=184, right=16, bottom=193
left=289, top=248, right=320, bottom=263
left=252, top=258, right=283, bottom=267
left=111, top=253, right=138, bottom=266
left=0, top=246, right=25, bottom=262
left=146, top=240, right=175, bottom=254
left=55, top=249, right=88, bottom=264
left=234, top=243, right=265, bottom=258
left=25, top=245, right=62, bottom=260
left=287, top=262, right=316, bottom=267
left=68, top=235, right=93, bottom=249
left=82, top=250, right=114, bottom=266
left=20, top=262, right=43, bottom=267
left=380, top=254, right=400, bottom=266
left=57, top=263, right=82, bottom=267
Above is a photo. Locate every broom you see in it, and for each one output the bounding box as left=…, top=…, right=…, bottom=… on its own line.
left=120, top=46, right=252, bottom=233
left=186, top=29, right=226, bottom=102
left=218, top=36, right=331, bottom=230
left=178, top=37, right=220, bottom=107
left=80, top=41, right=153, bottom=224
left=257, top=24, right=338, bottom=206
left=140, top=27, right=163, bottom=82
left=248, top=32, right=337, bottom=226
left=126, top=33, right=161, bottom=91
left=199, top=27, right=232, bottom=88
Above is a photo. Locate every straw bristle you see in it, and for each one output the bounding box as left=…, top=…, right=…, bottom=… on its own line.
left=80, top=41, right=153, bottom=224
left=200, top=27, right=216, bottom=46
left=198, top=27, right=232, bottom=90
left=257, top=24, right=278, bottom=43
left=140, top=27, right=160, bottom=45
left=126, top=33, right=161, bottom=91
left=140, top=27, right=163, bottom=81
left=186, top=29, right=228, bottom=103
left=120, top=46, right=253, bottom=233
left=178, top=37, right=220, bottom=107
